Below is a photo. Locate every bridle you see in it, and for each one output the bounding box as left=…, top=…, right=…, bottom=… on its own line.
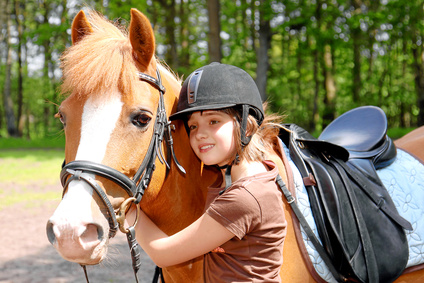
left=59, top=68, right=185, bottom=282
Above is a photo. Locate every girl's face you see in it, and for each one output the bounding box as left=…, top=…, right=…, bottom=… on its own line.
left=187, top=110, right=236, bottom=167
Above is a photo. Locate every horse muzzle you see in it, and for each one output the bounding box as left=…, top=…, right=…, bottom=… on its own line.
left=46, top=177, right=110, bottom=265
left=46, top=217, right=107, bottom=265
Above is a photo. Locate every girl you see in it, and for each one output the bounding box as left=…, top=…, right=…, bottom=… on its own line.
left=128, top=63, right=287, bottom=282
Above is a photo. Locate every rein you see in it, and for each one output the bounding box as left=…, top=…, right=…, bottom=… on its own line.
left=60, top=68, right=184, bottom=283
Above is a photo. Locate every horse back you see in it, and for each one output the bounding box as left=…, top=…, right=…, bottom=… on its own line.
left=395, top=126, right=424, bottom=161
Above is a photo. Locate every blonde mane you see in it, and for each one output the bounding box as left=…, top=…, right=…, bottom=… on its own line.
left=60, top=11, right=179, bottom=98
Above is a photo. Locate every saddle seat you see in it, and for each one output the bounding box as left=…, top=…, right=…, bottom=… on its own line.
left=319, top=105, right=396, bottom=168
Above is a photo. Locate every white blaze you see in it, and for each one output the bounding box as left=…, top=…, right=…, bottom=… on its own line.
left=75, top=95, right=124, bottom=162
left=51, top=95, right=123, bottom=228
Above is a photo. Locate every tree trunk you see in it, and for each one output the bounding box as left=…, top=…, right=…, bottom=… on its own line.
left=311, top=47, right=320, bottom=132
left=41, top=0, right=51, bottom=136
left=3, top=0, right=19, bottom=137
left=351, top=0, right=362, bottom=103
left=255, top=1, right=271, bottom=101
left=322, top=44, right=336, bottom=128
left=207, top=0, right=222, bottom=63
left=0, top=0, right=7, bottom=42
left=15, top=0, right=24, bottom=137
left=401, top=38, right=409, bottom=127
left=310, top=1, right=323, bottom=132
left=411, top=46, right=424, bottom=126
left=179, top=0, right=190, bottom=71
left=352, top=28, right=361, bottom=103
left=164, top=0, right=178, bottom=68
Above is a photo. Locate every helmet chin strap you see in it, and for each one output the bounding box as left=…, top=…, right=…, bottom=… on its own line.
left=217, top=105, right=252, bottom=195
left=219, top=166, right=232, bottom=195
left=217, top=153, right=240, bottom=195
left=240, top=105, right=252, bottom=147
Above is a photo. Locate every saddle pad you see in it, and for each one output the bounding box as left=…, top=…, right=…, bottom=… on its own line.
left=283, top=144, right=424, bottom=282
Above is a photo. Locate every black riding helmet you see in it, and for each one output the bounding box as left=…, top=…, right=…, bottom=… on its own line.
left=170, top=62, right=264, bottom=147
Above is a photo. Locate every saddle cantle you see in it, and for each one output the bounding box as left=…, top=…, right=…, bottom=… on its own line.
left=280, top=106, right=413, bottom=283
left=319, top=105, right=397, bottom=168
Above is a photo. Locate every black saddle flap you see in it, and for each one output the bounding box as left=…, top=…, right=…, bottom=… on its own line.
left=282, top=123, right=411, bottom=283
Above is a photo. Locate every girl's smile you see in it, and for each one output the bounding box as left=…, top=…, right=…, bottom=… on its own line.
left=188, top=110, right=236, bottom=167
left=199, top=143, right=214, bottom=153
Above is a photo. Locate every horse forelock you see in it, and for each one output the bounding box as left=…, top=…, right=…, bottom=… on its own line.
left=60, top=11, right=180, bottom=102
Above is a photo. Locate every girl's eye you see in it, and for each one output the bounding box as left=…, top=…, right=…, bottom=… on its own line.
left=132, top=113, right=152, bottom=128
left=210, top=120, right=219, bottom=125
left=188, top=124, right=197, bottom=131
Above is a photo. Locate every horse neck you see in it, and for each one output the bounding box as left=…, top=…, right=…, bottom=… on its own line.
left=141, top=68, right=216, bottom=235
left=142, top=120, right=216, bottom=235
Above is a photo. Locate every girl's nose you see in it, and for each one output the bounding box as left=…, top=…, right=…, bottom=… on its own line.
left=195, top=126, right=207, bottom=139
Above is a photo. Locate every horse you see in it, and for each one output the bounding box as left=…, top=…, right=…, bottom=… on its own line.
left=46, top=8, right=424, bottom=283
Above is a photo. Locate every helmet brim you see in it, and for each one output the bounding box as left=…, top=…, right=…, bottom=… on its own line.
left=169, top=103, right=236, bottom=121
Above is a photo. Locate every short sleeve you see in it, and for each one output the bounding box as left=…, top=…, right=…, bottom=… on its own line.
left=205, top=186, right=261, bottom=239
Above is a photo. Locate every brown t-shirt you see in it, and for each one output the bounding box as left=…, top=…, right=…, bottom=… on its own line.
left=204, top=160, right=287, bottom=282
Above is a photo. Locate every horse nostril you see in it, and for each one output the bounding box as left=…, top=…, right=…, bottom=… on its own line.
left=81, top=223, right=104, bottom=243
left=46, top=220, right=56, bottom=245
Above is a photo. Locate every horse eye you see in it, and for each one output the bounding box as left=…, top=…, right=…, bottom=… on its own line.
left=55, top=111, right=66, bottom=126
left=132, top=113, right=152, bottom=128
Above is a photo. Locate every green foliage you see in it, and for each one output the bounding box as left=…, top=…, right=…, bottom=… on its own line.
left=1, top=0, right=423, bottom=141
left=387, top=127, right=416, bottom=139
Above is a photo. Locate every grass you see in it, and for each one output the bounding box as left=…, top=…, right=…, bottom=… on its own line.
left=0, top=149, right=64, bottom=184
left=0, top=135, right=65, bottom=149
left=0, top=145, right=64, bottom=209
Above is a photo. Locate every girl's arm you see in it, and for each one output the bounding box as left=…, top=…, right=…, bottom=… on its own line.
left=126, top=207, right=234, bottom=268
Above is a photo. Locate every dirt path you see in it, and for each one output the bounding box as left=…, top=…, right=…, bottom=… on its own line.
left=0, top=181, right=156, bottom=283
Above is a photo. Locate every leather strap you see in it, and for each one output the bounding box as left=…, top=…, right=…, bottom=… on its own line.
left=127, top=226, right=141, bottom=283
left=152, top=266, right=164, bottom=283
left=276, top=174, right=347, bottom=282
left=219, top=166, right=233, bottom=195
left=240, top=104, right=252, bottom=146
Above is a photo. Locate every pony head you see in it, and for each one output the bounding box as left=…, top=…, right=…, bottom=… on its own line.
left=46, top=8, right=182, bottom=265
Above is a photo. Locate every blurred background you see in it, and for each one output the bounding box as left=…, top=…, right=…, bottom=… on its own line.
left=1, top=1, right=423, bottom=282
left=1, top=0, right=424, bottom=142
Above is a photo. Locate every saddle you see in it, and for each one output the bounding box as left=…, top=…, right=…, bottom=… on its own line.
left=280, top=106, right=413, bottom=283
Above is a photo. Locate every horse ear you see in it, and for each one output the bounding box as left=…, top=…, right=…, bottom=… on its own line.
left=71, top=10, right=93, bottom=45
left=129, top=8, right=155, bottom=69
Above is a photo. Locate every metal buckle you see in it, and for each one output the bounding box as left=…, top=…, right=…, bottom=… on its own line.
left=117, top=197, right=140, bottom=234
